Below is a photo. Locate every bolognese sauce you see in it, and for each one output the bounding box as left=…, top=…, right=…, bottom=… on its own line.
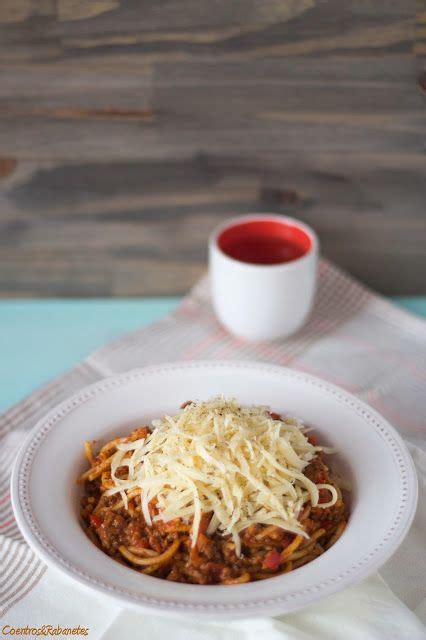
left=78, top=400, right=348, bottom=585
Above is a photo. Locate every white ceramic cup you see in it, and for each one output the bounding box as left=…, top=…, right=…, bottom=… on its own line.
left=209, top=214, right=319, bottom=341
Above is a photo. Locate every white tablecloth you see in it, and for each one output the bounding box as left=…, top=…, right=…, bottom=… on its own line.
left=1, top=260, right=425, bottom=638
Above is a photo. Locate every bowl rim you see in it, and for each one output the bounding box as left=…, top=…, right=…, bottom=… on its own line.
left=11, top=361, right=418, bottom=619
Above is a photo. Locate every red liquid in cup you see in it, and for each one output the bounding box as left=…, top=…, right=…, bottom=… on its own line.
left=218, top=219, right=312, bottom=266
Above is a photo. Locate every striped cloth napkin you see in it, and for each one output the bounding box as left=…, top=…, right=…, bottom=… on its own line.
left=1, top=259, right=426, bottom=638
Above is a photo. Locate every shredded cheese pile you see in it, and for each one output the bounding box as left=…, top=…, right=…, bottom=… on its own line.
left=105, top=397, right=337, bottom=555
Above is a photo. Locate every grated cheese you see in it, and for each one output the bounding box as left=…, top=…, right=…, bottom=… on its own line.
left=105, top=397, right=337, bottom=555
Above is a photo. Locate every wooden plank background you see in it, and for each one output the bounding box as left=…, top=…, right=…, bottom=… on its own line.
left=0, top=0, right=425, bottom=296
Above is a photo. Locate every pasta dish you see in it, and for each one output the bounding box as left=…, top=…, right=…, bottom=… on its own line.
left=78, top=397, right=348, bottom=584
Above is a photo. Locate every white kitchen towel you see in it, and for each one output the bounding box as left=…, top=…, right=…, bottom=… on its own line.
left=1, top=259, right=426, bottom=639
left=3, top=564, right=425, bottom=639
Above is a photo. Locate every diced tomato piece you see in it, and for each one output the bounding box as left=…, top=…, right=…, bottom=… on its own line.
left=263, top=549, right=282, bottom=571
left=90, top=513, right=103, bottom=528
left=134, top=538, right=150, bottom=548
left=156, top=518, right=180, bottom=533
left=269, top=412, right=282, bottom=420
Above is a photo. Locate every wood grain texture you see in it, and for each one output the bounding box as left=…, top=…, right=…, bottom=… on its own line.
left=0, top=0, right=425, bottom=296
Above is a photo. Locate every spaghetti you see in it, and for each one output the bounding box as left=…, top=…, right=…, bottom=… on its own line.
left=78, top=398, right=348, bottom=584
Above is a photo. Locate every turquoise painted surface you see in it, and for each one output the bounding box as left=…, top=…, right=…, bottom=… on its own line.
left=392, top=297, right=426, bottom=318
left=0, top=298, right=179, bottom=413
left=0, top=297, right=425, bottom=414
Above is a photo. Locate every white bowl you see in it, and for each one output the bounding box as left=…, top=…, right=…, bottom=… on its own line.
left=11, top=361, right=417, bottom=619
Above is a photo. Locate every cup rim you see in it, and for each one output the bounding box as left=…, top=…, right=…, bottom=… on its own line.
left=209, top=213, right=319, bottom=271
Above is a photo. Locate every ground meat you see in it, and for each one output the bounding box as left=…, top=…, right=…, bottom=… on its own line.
left=81, top=451, right=348, bottom=584
left=125, top=516, right=149, bottom=548
left=304, top=455, right=329, bottom=484
left=304, top=455, right=345, bottom=525
left=147, top=529, right=167, bottom=553
left=97, top=512, right=127, bottom=551
left=84, top=479, right=101, bottom=497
